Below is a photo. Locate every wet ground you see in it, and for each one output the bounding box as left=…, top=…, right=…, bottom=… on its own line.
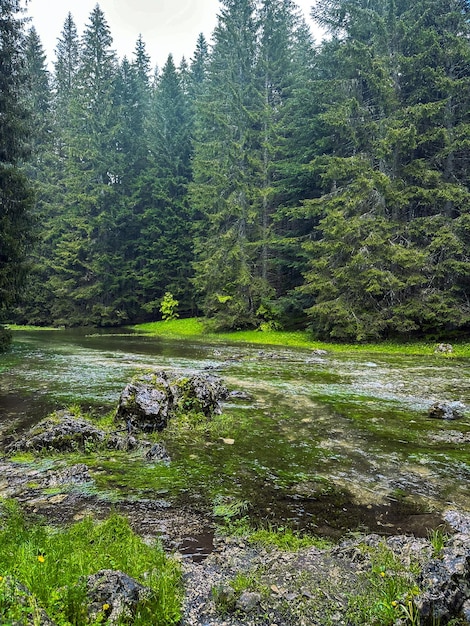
left=1, top=329, right=469, bottom=544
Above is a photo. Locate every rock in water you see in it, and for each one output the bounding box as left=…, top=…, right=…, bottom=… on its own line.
left=115, top=371, right=228, bottom=432
left=115, top=371, right=174, bottom=432
left=145, top=442, right=171, bottom=462
left=427, top=401, right=466, bottom=420
left=172, top=373, right=228, bottom=417
left=5, top=411, right=134, bottom=454
left=5, top=412, right=106, bottom=453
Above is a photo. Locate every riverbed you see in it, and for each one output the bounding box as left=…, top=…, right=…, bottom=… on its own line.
left=1, top=329, right=469, bottom=539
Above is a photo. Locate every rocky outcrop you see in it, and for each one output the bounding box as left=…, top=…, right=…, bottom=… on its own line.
left=85, top=569, right=155, bottom=625
left=5, top=411, right=134, bottom=454
left=172, top=373, right=228, bottom=418
left=115, top=371, right=228, bottom=433
left=115, top=372, right=174, bottom=432
left=415, top=532, right=470, bottom=625
left=427, top=401, right=466, bottom=420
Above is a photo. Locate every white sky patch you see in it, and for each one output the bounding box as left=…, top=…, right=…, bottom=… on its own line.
left=24, top=0, right=322, bottom=71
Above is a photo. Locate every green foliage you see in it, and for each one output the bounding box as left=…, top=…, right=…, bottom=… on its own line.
left=213, top=496, right=250, bottom=522
left=346, top=541, right=421, bottom=626
left=8, top=0, right=470, bottom=342
left=0, top=1, right=34, bottom=321
left=246, top=526, right=332, bottom=551
left=0, top=500, right=182, bottom=625
left=294, top=0, right=470, bottom=341
left=159, top=292, right=179, bottom=321
left=428, top=528, right=448, bottom=559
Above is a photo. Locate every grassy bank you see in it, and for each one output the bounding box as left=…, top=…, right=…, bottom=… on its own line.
left=6, top=318, right=470, bottom=356
left=0, top=501, right=182, bottom=625
left=130, top=318, right=470, bottom=357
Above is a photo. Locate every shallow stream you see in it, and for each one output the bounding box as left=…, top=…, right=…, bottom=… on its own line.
left=1, top=329, right=469, bottom=539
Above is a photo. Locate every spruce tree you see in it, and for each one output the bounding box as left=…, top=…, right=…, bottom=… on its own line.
left=191, top=0, right=266, bottom=329
left=53, top=13, right=80, bottom=119
left=49, top=5, right=122, bottom=326
left=255, top=0, right=316, bottom=326
left=299, top=0, right=470, bottom=340
left=14, top=26, right=54, bottom=325
left=0, top=0, right=34, bottom=347
left=134, top=54, right=194, bottom=316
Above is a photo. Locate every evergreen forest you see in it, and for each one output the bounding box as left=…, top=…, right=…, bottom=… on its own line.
left=1, top=0, right=469, bottom=344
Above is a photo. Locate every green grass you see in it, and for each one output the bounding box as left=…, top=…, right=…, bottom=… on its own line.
left=130, top=318, right=470, bottom=357
left=346, top=541, right=421, bottom=626
left=130, top=318, right=205, bottom=337
left=0, top=500, right=182, bottom=625
left=6, top=324, right=61, bottom=331
left=213, top=499, right=333, bottom=551
left=9, top=318, right=470, bottom=357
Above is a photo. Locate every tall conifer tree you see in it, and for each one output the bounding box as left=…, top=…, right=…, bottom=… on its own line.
left=0, top=0, right=34, bottom=347
left=134, top=54, right=194, bottom=315
left=191, top=0, right=266, bottom=329
left=299, top=0, right=470, bottom=340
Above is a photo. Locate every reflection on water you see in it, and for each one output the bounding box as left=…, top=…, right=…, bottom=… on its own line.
left=1, top=329, right=469, bottom=536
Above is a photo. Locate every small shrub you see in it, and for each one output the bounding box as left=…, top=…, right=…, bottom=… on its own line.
left=159, top=292, right=179, bottom=321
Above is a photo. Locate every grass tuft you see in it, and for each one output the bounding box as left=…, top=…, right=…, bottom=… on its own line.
left=346, top=541, right=421, bottom=626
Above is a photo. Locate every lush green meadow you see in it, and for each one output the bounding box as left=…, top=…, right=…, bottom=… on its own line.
left=131, top=318, right=470, bottom=358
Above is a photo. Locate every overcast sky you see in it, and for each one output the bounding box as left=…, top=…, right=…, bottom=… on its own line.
left=25, top=0, right=322, bottom=71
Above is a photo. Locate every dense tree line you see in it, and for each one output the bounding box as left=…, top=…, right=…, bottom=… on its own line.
left=3, top=0, right=469, bottom=341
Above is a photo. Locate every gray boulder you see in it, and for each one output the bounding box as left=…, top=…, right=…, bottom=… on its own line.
left=5, top=412, right=106, bottom=453
left=415, top=533, right=470, bottom=625
left=171, top=373, right=228, bottom=417
left=5, top=412, right=134, bottom=454
left=115, top=371, right=174, bottom=432
left=236, top=591, right=262, bottom=613
left=115, top=371, right=228, bottom=432
left=428, top=401, right=466, bottom=420
left=85, top=569, right=154, bottom=625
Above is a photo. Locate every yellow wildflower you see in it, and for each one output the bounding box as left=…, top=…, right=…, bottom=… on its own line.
left=37, top=555, right=45, bottom=563
left=102, top=603, right=110, bottom=611
left=380, top=571, right=385, bottom=577
left=392, top=601, right=398, bottom=607
left=0, top=576, right=3, bottom=582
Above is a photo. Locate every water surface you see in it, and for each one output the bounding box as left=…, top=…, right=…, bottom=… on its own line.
left=1, top=329, right=469, bottom=537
